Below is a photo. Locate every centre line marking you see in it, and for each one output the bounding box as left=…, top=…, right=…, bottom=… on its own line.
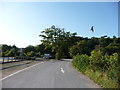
left=60, top=68, right=65, bottom=73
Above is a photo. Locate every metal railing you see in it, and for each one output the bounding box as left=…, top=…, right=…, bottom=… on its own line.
left=0, top=57, right=36, bottom=64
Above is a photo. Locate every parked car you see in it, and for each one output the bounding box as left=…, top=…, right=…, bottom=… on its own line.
left=43, top=54, right=51, bottom=59
left=43, top=54, right=55, bottom=59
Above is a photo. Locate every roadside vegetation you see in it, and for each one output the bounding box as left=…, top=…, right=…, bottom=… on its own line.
left=72, top=52, right=119, bottom=88
left=1, top=25, right=119, bottom=88
left=71, top=37, right=120, bottom=88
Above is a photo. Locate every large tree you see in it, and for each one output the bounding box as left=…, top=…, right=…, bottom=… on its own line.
left=23, top=45, right=35, bottom=56
left=39, top=25, right=77, bottom=59
left=2, top=44, right=19, bottom=57
left=35, top=44, right=53, bottom=57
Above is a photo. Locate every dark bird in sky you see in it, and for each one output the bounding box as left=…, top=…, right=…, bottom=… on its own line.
left=90, top=26, right=94, bottom=32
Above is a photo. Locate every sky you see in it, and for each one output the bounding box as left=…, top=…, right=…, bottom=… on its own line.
left=0, top=2, right=118, bottom=48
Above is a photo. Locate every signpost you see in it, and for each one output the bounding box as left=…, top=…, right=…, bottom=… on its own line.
left=20, top=48, right=23, bottom=56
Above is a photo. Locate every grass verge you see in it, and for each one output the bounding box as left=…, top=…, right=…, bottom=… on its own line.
left=73, top=65, right=118, bottom=88
left=84, top=68, right=118, bottom=88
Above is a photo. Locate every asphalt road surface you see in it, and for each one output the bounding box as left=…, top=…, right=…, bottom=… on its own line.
left=2, top=59, right=101, bottom=88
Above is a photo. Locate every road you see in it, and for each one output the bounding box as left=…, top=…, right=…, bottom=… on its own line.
left=2, top=59, right=101, bottom=88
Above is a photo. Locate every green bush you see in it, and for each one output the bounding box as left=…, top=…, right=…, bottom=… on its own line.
left=89, top=50, right=118, bottom=80
left=89, top=50, right=103, bottom=71
left=107, top=53, right=118, bottom=80
left=69, top=45, right=79, bottom=57
left=101, top=53, right=110, bottom=71
left=72, top=54, right=89, bottom=72
left=69, top=40, right=91, bottom=57
left=72, top=52, right=119, bottom=88
left=102, top=43, right=120, bottom=55
left=55, top=52, right=62, bottom=60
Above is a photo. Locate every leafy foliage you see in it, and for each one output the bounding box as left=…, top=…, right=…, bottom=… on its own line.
left=72, top=52, right=119, bottom=88
left=99, top=37, right=113, bottom=48
left=72, top=54, right=89, bottom=72
left=71, top=36, right=119, bottom=88
left=39, top=25, right=77, bottom=59
left=2, top=44, right=20, bottom=57
left=69, top=38, right=99, bottom=57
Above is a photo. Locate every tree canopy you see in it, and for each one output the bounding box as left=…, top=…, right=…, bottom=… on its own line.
left=39, top=25, right=77, bottom=59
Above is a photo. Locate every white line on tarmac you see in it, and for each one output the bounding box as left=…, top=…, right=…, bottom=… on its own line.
left=0, top=61, right=44, bottom=81
left=60, top=68, right=65, bottom=73
left=40, top=62, right=44, bottom=63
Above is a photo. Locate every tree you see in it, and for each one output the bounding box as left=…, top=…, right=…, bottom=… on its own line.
left=27, top=51, right=35, bottom=57
left=87, top=37, right=99, bottom=50
left=102, top=43, right=120, bottom=55
left=99, top=37, right=113, bottom=48
left=6, top=48, right=15, bottom=57
left=2, top=44, right=19, bottom=57
left=69, top=40, right=92, bottom=57
left=39, top=25, right=77, bottom=59
left=23, top=45, right=35, bottom=53
left=2, top=44, right=12, bottom=57
left=23, top=45, right=35, bottom=56
left=35, top=44, right=53, bottom=56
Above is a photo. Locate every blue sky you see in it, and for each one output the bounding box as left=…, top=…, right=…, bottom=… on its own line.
left=0, top=2, right=118, bottom=48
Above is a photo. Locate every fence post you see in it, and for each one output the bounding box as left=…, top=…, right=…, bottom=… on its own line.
left=3, top=57, right=4, bottom=63
left=12, top=57, right=13, bottom=62
left=8, top=57, right=9, bottom=62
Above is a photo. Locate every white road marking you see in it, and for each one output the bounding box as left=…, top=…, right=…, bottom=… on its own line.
left=60, top=68, right=65, bottom=73
left=0, top=62, right=44, bottom=81
left=41, top=62, right=44, bottom=63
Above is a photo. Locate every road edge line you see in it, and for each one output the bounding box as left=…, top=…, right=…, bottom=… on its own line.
left=0, top=62, right=44, bottom=81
